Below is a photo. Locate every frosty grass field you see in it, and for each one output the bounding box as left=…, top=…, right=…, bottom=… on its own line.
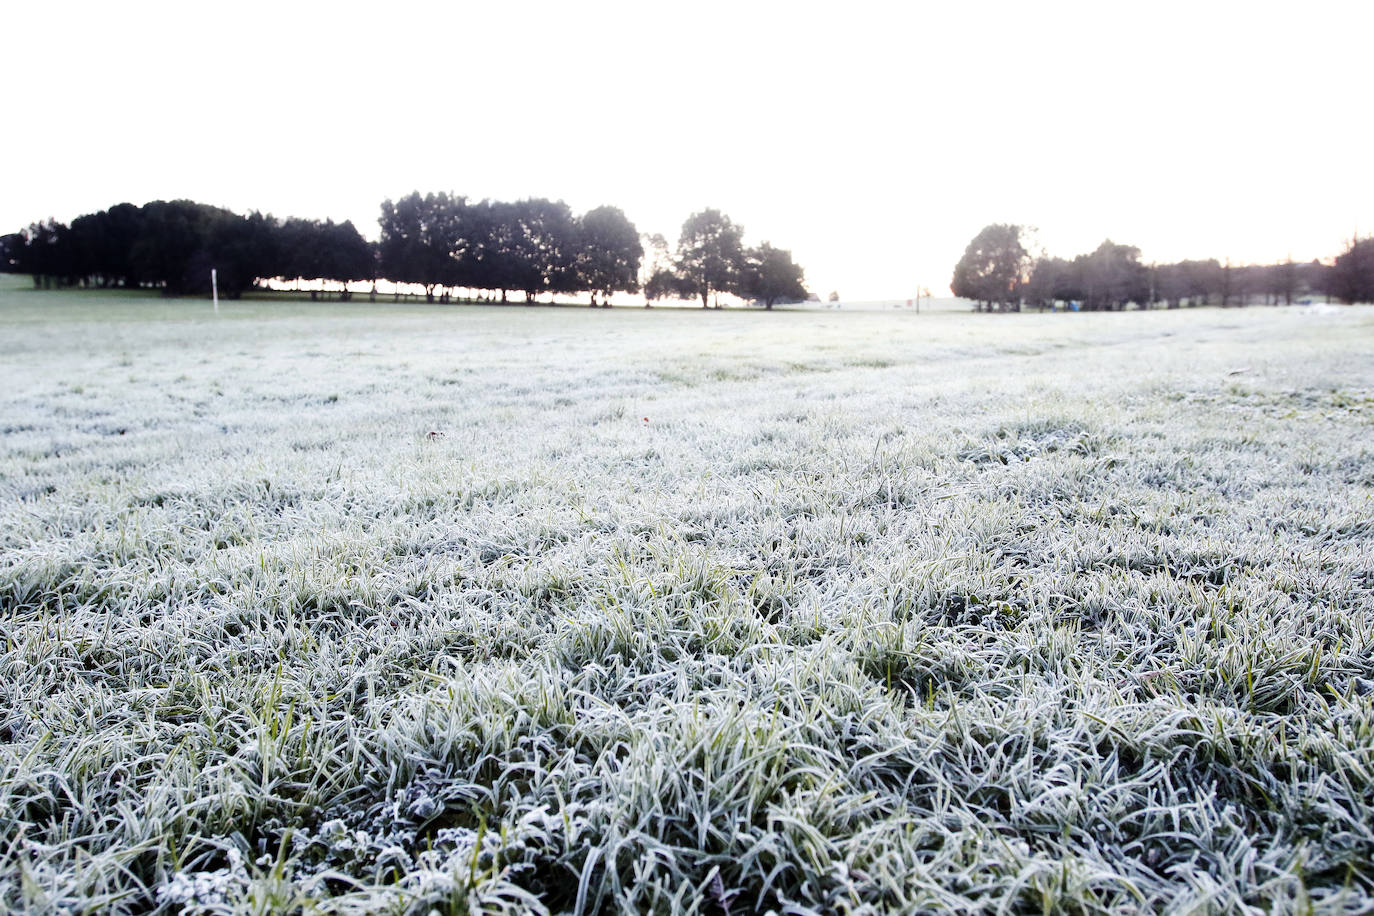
left=2, top=273, right=1373, bottom=915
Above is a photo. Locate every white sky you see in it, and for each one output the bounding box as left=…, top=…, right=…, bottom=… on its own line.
left=4, top=0, right=1372, bottom=298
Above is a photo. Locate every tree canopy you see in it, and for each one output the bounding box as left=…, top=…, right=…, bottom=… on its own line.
left=1332, top=236, right=1374, bottom=304
left=741, top=242, right=807, bottom=308
left=675, top=209, right=745, bottom=308
left=4, top=197, right=810, bottom=310
left=5, top=200, right=340, bottom=298
left=280, top=218, right=374, bottom=299
left=576, top=206, right=643, bottom=305
left=950, top=224, right=1030, bottom=311
left=956, top=223, right=1354, bottom=311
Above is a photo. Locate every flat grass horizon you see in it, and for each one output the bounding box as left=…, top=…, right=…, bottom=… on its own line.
left=1, top=277, right=1372, bottom=914
left=0, top=271, right=997, bottom=312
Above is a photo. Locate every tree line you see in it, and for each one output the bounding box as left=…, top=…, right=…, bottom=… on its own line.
left=0, top=201, right=374, bottom=299
left=1, top=197, right=808, bottom=308
left=952, top=224, right=1374, bottom=311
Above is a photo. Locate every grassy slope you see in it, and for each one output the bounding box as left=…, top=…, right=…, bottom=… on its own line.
left=1, top=277, right=1372, bottom=914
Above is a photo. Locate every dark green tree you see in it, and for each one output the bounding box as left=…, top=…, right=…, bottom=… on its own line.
left=197, top=210, right=280, bottom=299
left=741, top=242, right=807, bottom=308
left=470, top=200, right=531, bottom=302
left=1177, top=259, right=1222, bottom=306
left=512, top=198, right=578, bottom=303
left=1268, top=258, right=1298, bottom=306
left=281, top=218, right=376, bottom=299
left=68, top=203, right=144, bottom=288
left=0, top=232, right=22, bottom=272
left=643, top=267, right=690, bottom=304
left=1077, top=240, right=1148, bottom=310
left=1024, top=256, right=1073, bottom=310
left=950, top=224, right=1029, bottom=311
left=1301, top=259, right=1334, bottom=302
left=378, top=193, right=420, bottom=296
left=1332, top=236, right=1374, bottom=303
left=20, top=220, right=72, bottom=288
left=131, top=200, right=224, bottom=295
left=279, top=217, right=324, bottom=289
left=676, top=208, right=744, bottom=308
left=66, top=212, right=106, bottom=285
left=575, top=205, right=642, bottom=305
left=317, top=220, right=376, bottom=300
left=1155, top=262, right=1187, bottom=308
left=378, top=192, right=466, bottom=301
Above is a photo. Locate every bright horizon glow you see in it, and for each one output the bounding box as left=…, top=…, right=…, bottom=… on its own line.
left=3, top=0, right=1372, bottom=299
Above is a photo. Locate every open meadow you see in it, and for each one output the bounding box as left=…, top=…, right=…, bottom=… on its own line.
left=2, top=275, right=1373, bottom=914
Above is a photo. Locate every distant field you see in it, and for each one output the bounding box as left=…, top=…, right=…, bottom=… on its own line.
left=2, top=276, right=1373, bottom=914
